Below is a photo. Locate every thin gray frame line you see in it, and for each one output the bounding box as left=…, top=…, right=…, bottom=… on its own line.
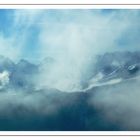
left=0, top=135, right=140, bottom=136
left=0, top=3, right=140, bottom=6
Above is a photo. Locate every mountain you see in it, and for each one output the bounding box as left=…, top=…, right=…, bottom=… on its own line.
left=0, top=51, right=140, bottom=91
left=39, top=57, right=55, bottom=73
left=85, top=51, right=140, bottom=91
left=0, top=55, right=15, bottom=72
left=0, top=56, right=56, bottom=91
left=10, top=59, right=39, bottom=90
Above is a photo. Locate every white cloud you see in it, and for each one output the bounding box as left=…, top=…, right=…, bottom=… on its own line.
left=37, top=10, right=140, bottom=91
left=0, top=71, right=9, bottom=89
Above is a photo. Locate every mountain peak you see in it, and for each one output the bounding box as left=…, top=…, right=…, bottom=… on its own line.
left=18, top=59, right=30, bottom=65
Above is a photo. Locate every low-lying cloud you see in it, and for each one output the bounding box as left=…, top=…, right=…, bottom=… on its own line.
left=89, top=77, right=140, bottom=130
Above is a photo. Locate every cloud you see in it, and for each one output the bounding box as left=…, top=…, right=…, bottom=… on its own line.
left=89, top=77, right=140, bottom=130
left=36, top=10, right=140, bottom=91
left=0, top=71, right=9, bottom=89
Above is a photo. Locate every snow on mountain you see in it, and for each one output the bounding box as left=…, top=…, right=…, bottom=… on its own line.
left=84, top=78, right=123, bottom=91
left=81, top=52, right=140, bottom=92
left=0, top=71, right=10, bottom=89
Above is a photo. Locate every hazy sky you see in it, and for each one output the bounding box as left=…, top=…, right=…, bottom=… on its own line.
left=0, top=9, right=140, bottom=63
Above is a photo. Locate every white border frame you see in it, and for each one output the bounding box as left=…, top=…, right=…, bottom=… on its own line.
left=0, top=4, right=139, bottom=135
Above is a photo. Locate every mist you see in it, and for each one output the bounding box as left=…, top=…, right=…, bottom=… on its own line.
left=0, top=9, right=139, bottom=130
left=36, top=10, right=140, bottom=91
left=88, top=77, right=140, bottom=130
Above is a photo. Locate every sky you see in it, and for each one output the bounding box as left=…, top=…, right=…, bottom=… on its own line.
left=1, top=9, right=140, bottom=91
left=0, top=9, right=140, bottom=64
